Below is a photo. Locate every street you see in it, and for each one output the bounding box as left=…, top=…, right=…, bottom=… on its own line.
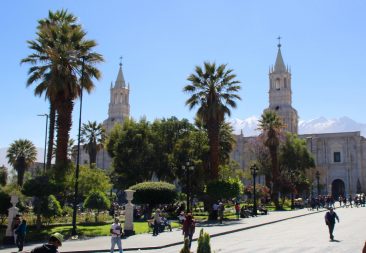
left=131, top=207, right=366, bottom=253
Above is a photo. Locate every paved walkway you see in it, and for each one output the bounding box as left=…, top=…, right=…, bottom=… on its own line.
left=1, top=209, right=324, bottom=253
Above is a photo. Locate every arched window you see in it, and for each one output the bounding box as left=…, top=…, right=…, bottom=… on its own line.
left=284, top=78, right=287, bottom=88
left=275, top=78, right=280, bottom=90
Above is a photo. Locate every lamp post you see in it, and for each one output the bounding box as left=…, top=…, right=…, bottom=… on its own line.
left=315, top=171, right=320, bottom=196
left=290, top=171, right=295, bottom=210
left=183, top=161, right=194, bottom=212
left=37, top=113, right=48, bottom=173
left=250, top=164, right=258, bottom=216
left=71, top=56, right=85, bottom=238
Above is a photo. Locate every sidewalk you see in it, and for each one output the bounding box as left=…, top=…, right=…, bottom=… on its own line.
left=1, top=209, right=324, bottom=253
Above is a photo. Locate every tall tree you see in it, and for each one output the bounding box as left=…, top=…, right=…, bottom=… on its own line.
left=81, top=121, right=105, bottom=165
left=6, top=139, right=37, bottom=186
left=258, top=110, right=284, bottom=209
left=184, top=62, right=241, bottom=179
left=279, top=133, right=315, bottom=196
left=21, top=9, right=103, bottom=172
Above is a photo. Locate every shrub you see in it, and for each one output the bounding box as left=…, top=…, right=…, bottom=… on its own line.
left=83, top=191, right=111, bottom=222
left=129, top=181, right=177, bottom=206
left=197, top=228, right=211, bottom=253
left=180, top=237, right=191, bottom=253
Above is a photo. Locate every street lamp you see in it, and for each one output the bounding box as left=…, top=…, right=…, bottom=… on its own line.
left=71, top=56, right=85, bottom=238
left=37, top=114, right=48, bottom=173
left=250, top=164, right=259, bottom=216
left=315, top=171, right=320, bottom=196
left=182, top=161, right=194, bottom=212
left=290, top=171, right=295, bottom=210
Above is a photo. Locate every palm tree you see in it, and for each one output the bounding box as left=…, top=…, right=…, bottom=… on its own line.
left=6, top=139, right=37, bottom=186
left=81, top=121, right=105, bottom=165
left=258, top=110, right=284, bottom=209
left=184, top=62, right=241, bottom=179
left=219, top=122, right=236, bottom=164
left=21, top=9, right=103, bottom=171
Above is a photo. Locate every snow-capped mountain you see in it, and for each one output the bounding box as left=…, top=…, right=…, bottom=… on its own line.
left=229, top=116, right=366, bottom=137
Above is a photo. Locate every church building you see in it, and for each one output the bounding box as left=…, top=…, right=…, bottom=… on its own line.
left=232, top=42, right=366, bottom=198
left=78, top=45, right=366, bottom=198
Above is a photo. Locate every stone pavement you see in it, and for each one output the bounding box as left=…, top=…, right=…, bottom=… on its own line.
left=1, top=208, right=325, bottom=253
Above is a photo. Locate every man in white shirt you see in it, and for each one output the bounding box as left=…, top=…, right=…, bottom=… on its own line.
left=110, top=217, right=123, bottom=253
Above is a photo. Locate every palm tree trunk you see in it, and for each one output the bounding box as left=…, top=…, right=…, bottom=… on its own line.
left=89, top=142, right=97, bottom=165
left=270, top=146, right=280, bottom=210
left=47, top=102, right=56, bottom=170
left=207, top=121, right=220, bottom=180
left=55, top=99, right=74, bottom=171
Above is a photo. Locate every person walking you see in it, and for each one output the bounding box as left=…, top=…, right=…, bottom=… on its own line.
left=324, top=207, right=339, bottom=241
left=110, top=217, right=123, bottom=253
left=15, top=219, right=27, bottom=251
left=152, top=209, right=161, bottom=236
left=30, top=233, right=63, bottom=253
left=218, top=202, right=224, bottom=224
left=235, top=202, right=241, bottom=220
left=182, top=213, right=196, bottom=249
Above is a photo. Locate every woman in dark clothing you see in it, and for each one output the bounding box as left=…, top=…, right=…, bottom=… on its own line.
left=182, top=213, right=195, bottom=249
left=15, top=219, right=27, bottom=251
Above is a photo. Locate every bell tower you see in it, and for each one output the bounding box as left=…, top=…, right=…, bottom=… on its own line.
left=267, top=39, right=298, bottom=134
left=103, top=60, right=130, bottom=133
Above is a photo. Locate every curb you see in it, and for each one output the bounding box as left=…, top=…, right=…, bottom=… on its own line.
left=62, top=209, right=327, bottom=252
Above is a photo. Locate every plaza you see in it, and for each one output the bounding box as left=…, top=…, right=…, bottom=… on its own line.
left=1, top=207, right=365, bottom=252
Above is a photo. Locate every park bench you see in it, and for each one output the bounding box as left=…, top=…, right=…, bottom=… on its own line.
left=147, top=218, right=172, bottom=233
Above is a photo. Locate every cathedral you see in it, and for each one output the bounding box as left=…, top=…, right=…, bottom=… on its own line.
left=232, top=43, right=366, bottom=198
left=79, top=44, right=366, bottom=198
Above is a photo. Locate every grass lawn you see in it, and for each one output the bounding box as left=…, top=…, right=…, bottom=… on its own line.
left=5, top=221, right=181, bottom=243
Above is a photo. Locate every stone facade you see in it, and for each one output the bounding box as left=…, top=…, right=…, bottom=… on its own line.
left=232, top=44, right=366, bottom=197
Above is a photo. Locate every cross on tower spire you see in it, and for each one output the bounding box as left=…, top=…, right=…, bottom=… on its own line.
left=119, top=56, right=123, bottom=67
left=277, top=36, right=282, bottom=48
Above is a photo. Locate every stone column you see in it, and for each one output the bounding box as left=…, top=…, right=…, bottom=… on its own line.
left=4, top=195, right=19, bottom=244
left=123, top=189, right=135, bottom=236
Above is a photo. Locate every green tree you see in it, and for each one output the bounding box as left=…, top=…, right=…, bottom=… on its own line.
left=150, top=117, right=194, bottom=181
left=184, top=62, right=241, bottom=179
left=81, top=121, right=105, bottom=165
left=83, top=191, right=110, bottom=222
left=258, top=110, right=284, bottom=209
left=22, top=175, right=57, bottom=228
left=40, top=195, right=62, bottom=224
left=279, top=133, right=315, bottom=199
left=206, top=178, right=243, bottom=201
left=6, top=139, right=37, bottom=186
left=0, top=166, right=8, bottom=186
left=0, top=190, right=11, bottom=224
left=21, top=9, right=103, bottom=171
left=106, top=118, right=154, bottom=188
left=78, top=165, right=112, bottom=200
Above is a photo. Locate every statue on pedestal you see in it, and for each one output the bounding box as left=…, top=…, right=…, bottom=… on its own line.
left=123, top=189, right=135, bottom=236
left=4, top=195, right=19, bottom=244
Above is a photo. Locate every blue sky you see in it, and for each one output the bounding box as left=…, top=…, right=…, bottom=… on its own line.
left=1, top=0, right=366, bottom=148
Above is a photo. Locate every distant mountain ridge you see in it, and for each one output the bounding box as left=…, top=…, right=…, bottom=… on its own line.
left=229, top=116, right=366, bottom=137
left=0, top=147, right=44, bottom=169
